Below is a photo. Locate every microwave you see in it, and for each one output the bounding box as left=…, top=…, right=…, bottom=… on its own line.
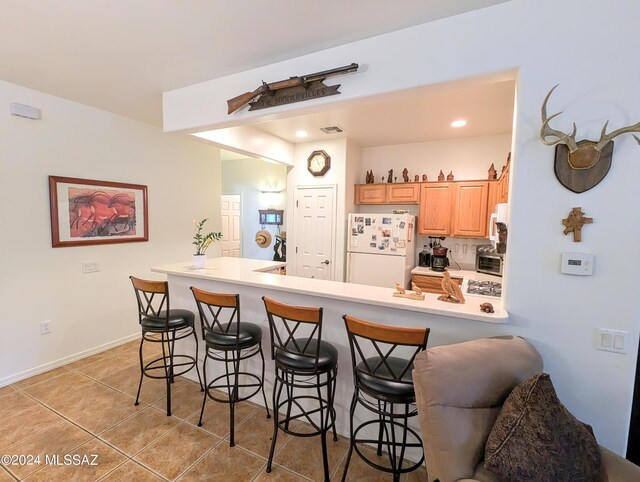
left=476, top=249, right=504, bottom=276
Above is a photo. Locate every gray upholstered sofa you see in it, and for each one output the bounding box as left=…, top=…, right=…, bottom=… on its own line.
left=412, top=336, right=640, bottom=481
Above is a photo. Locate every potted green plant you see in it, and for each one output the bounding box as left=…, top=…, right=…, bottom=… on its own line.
left=192, top=218, right=222, bottom=269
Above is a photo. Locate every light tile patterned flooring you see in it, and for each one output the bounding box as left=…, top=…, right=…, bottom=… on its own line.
left=0, top=340, right=427, bottom=481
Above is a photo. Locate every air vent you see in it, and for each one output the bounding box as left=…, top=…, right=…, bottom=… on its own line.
left=319, top=125, right=344, bottom=134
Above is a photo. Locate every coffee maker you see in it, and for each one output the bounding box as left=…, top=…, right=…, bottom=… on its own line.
left=431, top=246, right=449, bottom=271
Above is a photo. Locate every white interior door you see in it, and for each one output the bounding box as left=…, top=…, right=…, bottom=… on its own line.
left=295, top=186, right=335, bottom=280
left=220, top=194, right=241, bottom=257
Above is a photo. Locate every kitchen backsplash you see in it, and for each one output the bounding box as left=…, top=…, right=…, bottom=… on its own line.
left=416, top=235, right=485, bottom=271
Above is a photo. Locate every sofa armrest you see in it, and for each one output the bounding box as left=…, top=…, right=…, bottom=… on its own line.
left=600, top=446, right=640, bottom=481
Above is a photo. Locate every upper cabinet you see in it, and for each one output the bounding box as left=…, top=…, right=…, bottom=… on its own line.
left=418, top=181, right=489, bottom=238
left=355, top=184, right=387, bottom=204
left=387, top=183, right=420, bottom=203
left=355, top=183, right=419, bottom=205
left=451, top=181, right=489, bottom=237
left=418, top=183, right=452, bottom=235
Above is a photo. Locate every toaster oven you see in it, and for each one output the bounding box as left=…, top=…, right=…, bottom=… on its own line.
left=476, top=249, right=504, bottom=276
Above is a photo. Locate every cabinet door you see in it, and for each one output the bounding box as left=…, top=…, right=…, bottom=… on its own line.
left=411, top=274, right=462, bottom=295
left=355, top=184, right=387, bottom=204
left=498, top=161, right=510, bottom=203
left=487, top=180, right=500, bottom=225
left=387, top=183, right=420, bottom=204
left=452, top=181, right=489, bottom=238
left=418, top=183, right=451, bottom=235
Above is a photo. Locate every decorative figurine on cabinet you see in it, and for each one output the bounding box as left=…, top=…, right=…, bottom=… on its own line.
left=402, top=168, right=409, bottom=182
left=365, top=170, right=375, bottom=184
left=447, top=171, right=454, bottom=181
left=422, top=174, right=428, bottom=181
left=488, top=163, right=497, bottom=180
left=414, top=175, right=419, bottom=182
left=438, top=170, right=445, bottom=181
left=387, top=169, right=393, bottom=183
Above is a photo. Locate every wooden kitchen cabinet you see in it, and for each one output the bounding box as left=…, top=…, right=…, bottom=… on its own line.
left=498, top=158, right=510, bottom=203
left=418, top=183, right=452, bottom=235
left=355, top=183, right=419, bottom=205
left=452, top=181, right=489, bottom=237
left=487, top=180, right=500, bottom=220
left=411, top=273, right=463, bottom=295
left=387, top=183, right=420, bottom=204
left=355, top=184, right=387, bottom=204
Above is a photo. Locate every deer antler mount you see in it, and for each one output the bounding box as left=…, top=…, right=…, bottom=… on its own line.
left=540, top=84, right=640, bottom=193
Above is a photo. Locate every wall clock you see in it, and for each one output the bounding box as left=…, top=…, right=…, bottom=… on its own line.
left=307, top=150, right=331, bottom=176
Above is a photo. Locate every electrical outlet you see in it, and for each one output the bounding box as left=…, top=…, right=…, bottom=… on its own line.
left=40, top=320, right=52, bottom=335
left=595, top=328, right=628, bottom=354
left=82, top=261, right=100, bottom=273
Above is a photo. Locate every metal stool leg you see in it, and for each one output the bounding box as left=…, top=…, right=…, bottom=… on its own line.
left=266, top=370, right=284, bottom=473
left=259, top=344, right=271, bottom=419
left=340, top=391, right=359, bottom=482
left=134, top=336, right=144, bottom=406
left=197, top=352, right=208, bottom=427
left=162, top=332, right=172, bottom=416
left=316, top=373, right=330, bottom=482
left=192, top=329, right=204, bottom=391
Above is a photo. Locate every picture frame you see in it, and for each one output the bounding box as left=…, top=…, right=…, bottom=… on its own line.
left=49, top=176, right=148, bottom=247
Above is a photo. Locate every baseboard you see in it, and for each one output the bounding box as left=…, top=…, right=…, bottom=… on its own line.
left=0, top=333, right=140, bottom=387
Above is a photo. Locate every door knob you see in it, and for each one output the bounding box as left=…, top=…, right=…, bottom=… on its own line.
left=321, top=260, right=330, bottom=265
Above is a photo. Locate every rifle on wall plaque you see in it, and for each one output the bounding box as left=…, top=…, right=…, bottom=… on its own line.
left=227, top=63, right=359, bottom=114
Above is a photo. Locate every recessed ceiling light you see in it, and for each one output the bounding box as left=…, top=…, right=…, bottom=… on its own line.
left=295, top=130, right=308, bottom=138
left=451, top=119, right=467, bottom=128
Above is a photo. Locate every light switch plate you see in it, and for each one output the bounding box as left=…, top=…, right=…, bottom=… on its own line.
left=595, top=328, right=628, bottom=354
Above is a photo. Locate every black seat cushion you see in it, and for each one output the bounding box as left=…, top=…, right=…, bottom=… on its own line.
left=141, top=309, right=195, bottom=332
left=356, top=356, right=415, bottom=402
left=275, top=338, right=338, bottom=373
left=205, top=322, right=262, bottom=349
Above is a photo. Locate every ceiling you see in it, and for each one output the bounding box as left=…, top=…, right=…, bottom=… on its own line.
left=1, top=0, right=510, bottom=126
left=251, top=77, right=516, bottom=148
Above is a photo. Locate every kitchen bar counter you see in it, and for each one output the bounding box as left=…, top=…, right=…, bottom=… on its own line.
left=151, top=257, right=511, bottom=456
left=153, top=258, right=507, bottom=323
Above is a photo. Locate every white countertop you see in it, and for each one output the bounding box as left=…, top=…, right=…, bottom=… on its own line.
left=152, top=257, right=507, bottom=324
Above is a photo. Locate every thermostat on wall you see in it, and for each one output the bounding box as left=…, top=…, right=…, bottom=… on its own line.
left=561, top=252, right=593, bottom=276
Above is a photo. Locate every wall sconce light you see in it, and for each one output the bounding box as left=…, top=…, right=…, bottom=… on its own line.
left=260, top=182, right=282, bottom=194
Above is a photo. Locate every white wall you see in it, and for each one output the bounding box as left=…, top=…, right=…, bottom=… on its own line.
left=221, top=158, right=288, bottom=260
left=163, top=0, right=640, bottom=453
left=0, top=80, right=221, bottom=383
left=361, top=134, right=511, bottom=183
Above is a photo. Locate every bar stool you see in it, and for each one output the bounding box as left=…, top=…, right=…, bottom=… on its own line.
left=341, top=315, right=430, bottom=482
left=129, top=276, right=203, bottom=416
left=191, top=287, right=270, bottom=446
left=262, top=297, right=338, bottom=482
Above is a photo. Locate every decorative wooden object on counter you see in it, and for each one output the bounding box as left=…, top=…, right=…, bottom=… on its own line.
left=447, top=171, right=454, bottom=181
left=438, top=170, right=445, bottom=181
left=411, top=282, right=423, bottom=295
left=540, top=84, right=640, bottom=193
left=393, top=282, right=425, bottom=300
left=480, top=302, right=494, bottom=313
left=387, top=169, right=393, bottom=183
left=437, top=270, right=465, bottom=304
left=488, top=163, right=497, bottom=180
left=402, top=168, right=409, bottom=182
left=411, top=272, right=462, bottom=295
left=562, top=207, right=593, bottom=242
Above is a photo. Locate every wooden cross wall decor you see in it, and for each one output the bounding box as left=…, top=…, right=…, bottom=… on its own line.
left=562, top=207, right=593, bottom=242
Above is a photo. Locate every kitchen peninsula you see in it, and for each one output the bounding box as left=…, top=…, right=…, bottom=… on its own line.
left=151, top=257, right=510, bottom=438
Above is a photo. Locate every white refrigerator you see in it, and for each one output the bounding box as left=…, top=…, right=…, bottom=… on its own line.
left=346, top=213, right=416, bottom=289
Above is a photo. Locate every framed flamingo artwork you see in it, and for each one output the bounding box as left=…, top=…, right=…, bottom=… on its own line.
left=49, top=176, right=148, bottom=247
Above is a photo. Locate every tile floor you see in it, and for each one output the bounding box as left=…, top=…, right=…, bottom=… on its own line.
left=0, top=340, right=427, bottom=481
